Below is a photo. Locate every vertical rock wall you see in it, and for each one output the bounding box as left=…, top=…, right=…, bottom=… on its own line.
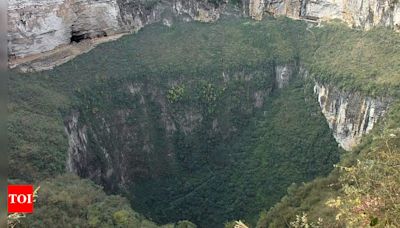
left=8, top=0, right=123, bottom=58
left=249, top=0, right=265, bottom=20
left=8, top=0, right=400, bottom=62
left=275, top=64, right=293, bottom=89
left=64, top=111, right=88, bottom=176
left=274, top=64, right=391, bottom=151
left=314, top=83, right=390, bottom=150
left=8, top=0, right=224, bottom=59
left=248, top=0, right=400, bottom=31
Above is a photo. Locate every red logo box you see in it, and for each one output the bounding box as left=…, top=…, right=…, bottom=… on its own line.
left=8, top=185, right=34, bottom=213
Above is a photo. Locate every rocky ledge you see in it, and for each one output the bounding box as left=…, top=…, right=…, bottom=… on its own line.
left=8, top=0, right=225, bottom=69
left=314, top=83, right=391, bottom=151
left=245, top=0, right=400, bottom=31
left=276, top=63, right=392, bottom=151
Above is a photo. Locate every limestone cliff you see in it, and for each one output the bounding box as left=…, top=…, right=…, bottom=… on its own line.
left=8, top=0, right=225, bottom=60
left=8, top=0, right=400, bottom=64
left=8, top=0, right=123, bottom=59
left=247, top=0, right=400, bottom=30
left=275, top=64, right=391, bottom=151
left=313, top=82, right=391, bottom=150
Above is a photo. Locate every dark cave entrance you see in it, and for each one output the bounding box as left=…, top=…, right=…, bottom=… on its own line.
left=70, top=31, right=108, bottom=43
left=70, top=32, right=87, bottom=43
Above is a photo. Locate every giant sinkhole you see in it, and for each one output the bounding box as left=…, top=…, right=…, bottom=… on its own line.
left=12, top=17, right=341, bottom=227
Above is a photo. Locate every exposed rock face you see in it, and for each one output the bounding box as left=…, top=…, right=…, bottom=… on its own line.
left=273, top=63, right=391, bottom=151
left=64, top=111, right=88, bottom=176
left=248, top=0, right=400, bottom=31
left=275, top=64, right=293, bottom=89
left=8, top=0, right=224, bottom=59
left=314, top=82, right=390, bottom=150
left=8, top=0, right=123, bottom=59
left=70, top=0, right=122, bottom=40
left=248, top=0, right=265, bottom=20
left=8, top=0, right=400, bottom=69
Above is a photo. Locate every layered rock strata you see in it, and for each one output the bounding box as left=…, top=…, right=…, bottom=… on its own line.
left=8, top=0, right=224, bottom=61
left=247, top=0, right=400, bottom=31
left=314, top=83, right=390, bottom=150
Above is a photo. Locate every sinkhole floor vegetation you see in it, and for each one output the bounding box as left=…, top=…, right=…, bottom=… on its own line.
left=8, top=16, right=400, bottom=227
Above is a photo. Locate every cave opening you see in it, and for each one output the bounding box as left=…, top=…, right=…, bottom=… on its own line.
left=70, top=32, right=87, bottom=43
left=70, top=31, right=108, bottom=43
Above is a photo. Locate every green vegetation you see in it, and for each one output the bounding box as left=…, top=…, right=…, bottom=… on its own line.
left=303, top=21, right=400, bottom=97
left=9, top=17, right=309, bottom=182
left=256, top=171, right=342, bottom=227
left=326, top=103, right=400, bottom=227
left=258, top=102, right=400, bottom=227
left=8, top=74, right=70, bottom=181
left=8, top=16, right=400, bottom=228
left=129, top=78, right=339, bottom=227
left=167, top=85, right=186, bottom=103
left=18, top=174, right=196, bottom=228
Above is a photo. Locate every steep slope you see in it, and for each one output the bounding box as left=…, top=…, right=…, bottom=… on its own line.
left=8, top=18, right=331, bottom=227
left=15, top=174, right=196, bottom=228
left=8, top=0, right=225, bottom=60
left=257, top=102, right=400, bottom=227
left=314, top=83, right=390, bottom=151
left=255, top=20, right=400, bottom=228
left=246, top=0, right=400, bottom=30
left=8, top=0, right=400, bottom=72
left=8, top=16, right=399, bottom=228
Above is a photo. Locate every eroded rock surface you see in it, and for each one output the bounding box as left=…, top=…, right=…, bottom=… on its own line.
left=8, top=0, right=123, bottom=59
left=247, top=0, right=400, bottom=31
left=314, top=82, right=391, bottom=150
left=8, top=0, right=225, bottom=61
left=272, top=63, right=391, bottom=151
left=8, top=0, right=400, bottom=67
left=275, top=64, right=293, bottom=89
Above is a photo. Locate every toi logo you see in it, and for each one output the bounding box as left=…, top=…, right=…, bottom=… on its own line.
left=8, top=185, right=34, bottom=213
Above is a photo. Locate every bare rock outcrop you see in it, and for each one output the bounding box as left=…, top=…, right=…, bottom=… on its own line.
left=247, top=0, right=400, bottom=31
left=8, top=0, right=225, bottom=61
left=314, top=82, right=390, bottom=150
